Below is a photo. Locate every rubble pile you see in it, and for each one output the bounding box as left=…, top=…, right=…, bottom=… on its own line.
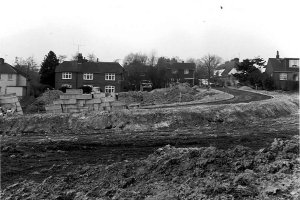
left=26, top=90, right=63, bottom=113
left=0, top=93, right=23, bottom=116
left=119, top=83, right=217, bottom=106
left=1, top=136, right=299, bottom=199
left=45, top=89, right=127, bottom=113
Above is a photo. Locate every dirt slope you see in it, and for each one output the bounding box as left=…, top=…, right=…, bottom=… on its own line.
left=0, top=96, right=298, bottom=135
left=1, top=136, right=299, bottom=200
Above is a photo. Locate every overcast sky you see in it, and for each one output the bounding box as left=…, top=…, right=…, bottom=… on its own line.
left=0, top=0, right=299, bottom=65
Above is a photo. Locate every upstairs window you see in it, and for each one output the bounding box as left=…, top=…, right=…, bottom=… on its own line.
left=289, top=60, right=299, bottom=68
left=62, top=72, right=72, bottom=79
left=184, top=69, right=189, bottom=74
left=83, top=73, right=93, bottom=80
left=105, top=85, right=115, bottom=93
left=8, top=74, right=13, bottom=80
left=105, top=73, right=115, bottom=81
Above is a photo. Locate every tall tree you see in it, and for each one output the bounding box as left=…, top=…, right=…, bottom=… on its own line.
left=39, top=51, right=59, bottom=88
left=234, top=57, right=266, bottom=87
left=201, top=54, right=222, bottom=86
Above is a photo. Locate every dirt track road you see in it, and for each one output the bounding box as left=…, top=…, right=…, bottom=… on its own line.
left=142, top=87, right=272, bottom=109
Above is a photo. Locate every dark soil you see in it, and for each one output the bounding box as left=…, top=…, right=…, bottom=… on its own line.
left=1, top=114, right=298, bottom=190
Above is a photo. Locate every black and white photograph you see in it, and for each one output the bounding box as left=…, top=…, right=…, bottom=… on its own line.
left=1, top=0, right=299, bottom=199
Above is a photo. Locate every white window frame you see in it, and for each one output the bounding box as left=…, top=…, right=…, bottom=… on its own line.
left=279, top=73, right=287, bottom=80
left=83, top=73, right=93, bottom=80
left=105, top=73, right=115, bottom=81
left=62, top=72, right=72, bottom=79
left=184, top=69, right=189, bottom=74
left=105, top=85, right=115, bottom=93
left=8, top=74, right=13, bottom=80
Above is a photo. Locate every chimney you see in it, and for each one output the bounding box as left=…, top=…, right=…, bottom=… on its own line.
left=77, top=53, right=83, bottom=63
left=182, top=61, right=184, bottom=63
left=0, top=58, right=4, bottom=64
left=97, top=58, right=99, bottom=62
left=276, top=51, right=280, bottom=59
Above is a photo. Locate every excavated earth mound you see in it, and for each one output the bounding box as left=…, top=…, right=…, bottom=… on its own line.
left=0, top=96, right=298, bottom=134
left=1, top=136, right=299, bottom=200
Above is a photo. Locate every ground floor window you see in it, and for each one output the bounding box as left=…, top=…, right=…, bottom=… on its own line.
left=105, top=85, right=115, bottom=93
left=279, top=73, right=287, bottom=80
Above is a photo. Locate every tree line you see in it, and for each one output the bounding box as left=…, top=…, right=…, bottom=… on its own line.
left=13, top=50, right=274, bottom=97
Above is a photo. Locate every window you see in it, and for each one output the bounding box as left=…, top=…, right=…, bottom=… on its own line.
left=289, top=60, right=299, bottom=68
left=184, top=69, right=189, bottom=74
left=172, top=69, right=178, bottom=74
left=105, top=73, right=115, bottom=81
left=62, top=72, right=72, bottom=79
left=105, top=85, right=115, bottom=93
left=8, top=74, right=13, bottom=80
left=83, top=73, right=93, bottom=80
left=279, top=73, right=287, bottom=80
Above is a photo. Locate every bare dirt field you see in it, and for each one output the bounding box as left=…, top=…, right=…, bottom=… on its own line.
left=1, top=88, right=299, bottom=199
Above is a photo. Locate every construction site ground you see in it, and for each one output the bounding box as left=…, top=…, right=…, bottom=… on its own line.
left=1, top=87, right=299, bottom=199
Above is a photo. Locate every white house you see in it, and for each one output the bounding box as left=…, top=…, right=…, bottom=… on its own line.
left=0, top=58, right=28, bottom=96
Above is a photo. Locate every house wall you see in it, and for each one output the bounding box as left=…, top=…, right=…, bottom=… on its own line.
left=273, top=72, right=299, bottom=90
left=16, top=74, right=27, bottom=86
left=0, top=74, right=17, bottom=94
left=169, top=69, right=195, bottom=84
left=6, top=86, right=26, bottom=96
left=55, top=72, right=124, bottom=93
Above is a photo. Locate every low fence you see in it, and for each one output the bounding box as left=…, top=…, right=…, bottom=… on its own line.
left=45, top=89, right=127, bottom=114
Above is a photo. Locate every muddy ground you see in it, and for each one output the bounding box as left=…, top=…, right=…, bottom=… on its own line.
left=0, top=89, right=299, bottom=199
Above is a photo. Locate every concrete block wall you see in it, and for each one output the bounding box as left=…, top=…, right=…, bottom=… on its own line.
left=45, top=89, right=127, bottom=114
left=0, top=93, right=23, bottom=115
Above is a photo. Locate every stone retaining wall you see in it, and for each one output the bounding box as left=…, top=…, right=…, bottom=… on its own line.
left=45, top=89, right=127, bottom=114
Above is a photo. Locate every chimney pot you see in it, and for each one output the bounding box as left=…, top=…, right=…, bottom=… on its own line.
left=0, top=58, right=4, bottom=64
left=276, top=51, right=280, bottom=59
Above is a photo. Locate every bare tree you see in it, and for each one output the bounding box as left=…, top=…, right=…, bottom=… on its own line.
left=147, top=50, right=157, bottom=66
left=123, top=52, right=148, bottom=65
left=58, top=55, right=67, bottom=63
left=87, top=53, right=97, bottom=62
left=14, top=56, right=39, bottom=72
left=201, top=54, right=222, bottom=87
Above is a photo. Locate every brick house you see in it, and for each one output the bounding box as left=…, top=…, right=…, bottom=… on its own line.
left=55, top=54, right=124, bottom=93
left=265, top=51, right=299, bottom=90
left=0, top=58, right=29, bottom=96
left=168, top=62, right=196, bottom=85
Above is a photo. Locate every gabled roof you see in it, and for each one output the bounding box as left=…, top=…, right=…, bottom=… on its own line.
left=170, top=63, right=195, bottom=70
left=216, top=60, right=239, bottom=76
left=55, top=61, right=124, bottom=73
left=0, top=61, right=17, bottom=74
left=267, top=58, right=299, bottom=72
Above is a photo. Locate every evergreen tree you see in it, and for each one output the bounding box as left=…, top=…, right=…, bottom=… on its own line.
left=39, top=51, right=59, bottom=88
